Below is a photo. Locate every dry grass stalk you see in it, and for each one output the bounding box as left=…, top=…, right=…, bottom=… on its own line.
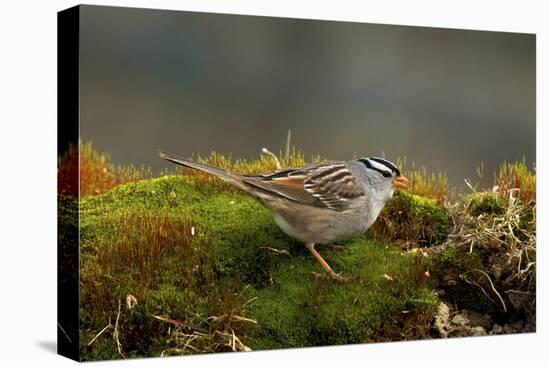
left=155, top=293, right=258, bottom=356
left=262, top=148, right=281, bottom=169
left=87, top=320, right=112, bottom=347
left=460, top=269, right=507, bottom=312
left=259, top=246, right=290, bottom=256
left=443, top=182, right=535, bottom=315
left=113, top=299, right=125, bottom=359
left=86, top=299, right=127, bottom=357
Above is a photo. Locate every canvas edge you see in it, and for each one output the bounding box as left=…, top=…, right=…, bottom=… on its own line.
left=57, top=4, right=80, bottom=362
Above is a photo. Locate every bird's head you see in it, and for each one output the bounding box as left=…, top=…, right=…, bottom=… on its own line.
left=356, top=157, right=409, bottom=202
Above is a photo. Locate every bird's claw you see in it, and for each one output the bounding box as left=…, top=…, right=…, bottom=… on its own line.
left=310, top=270, right=349, bottom=283
left=328, top=270, right=349, bottom=283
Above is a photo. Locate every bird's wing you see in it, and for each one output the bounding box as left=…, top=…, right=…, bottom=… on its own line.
left=243, top=161, right=366, bottom=211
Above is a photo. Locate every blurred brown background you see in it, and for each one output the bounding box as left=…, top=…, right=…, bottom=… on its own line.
left=79, top=5, right=535, bottom=189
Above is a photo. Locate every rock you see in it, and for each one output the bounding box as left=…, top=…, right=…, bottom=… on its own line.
left=500, top=321, right=526, bottom=334
left=466, top=310, right=493, bottom=329
left=503, top=324, right=515, bottom=334
left=451, top=311, right=470, bottom=327
left=470, top=326, right=487, bottom=336
left=434, top=302, right=451, bottom=337
left=491, top=323, right=504, bottom=334
left=434, top=306, right=492, bottom=338
left=510, top=320, right=525, bottom=332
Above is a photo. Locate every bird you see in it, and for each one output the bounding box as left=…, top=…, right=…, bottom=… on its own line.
left=159, top=151, right=409, bottom=281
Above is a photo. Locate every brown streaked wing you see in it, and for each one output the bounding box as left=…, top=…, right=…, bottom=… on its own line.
left=243, top=173, right=319, bottom=207
left=302, top=162, right=366, bottom=211
left=243, top=162, right=365, bottom=211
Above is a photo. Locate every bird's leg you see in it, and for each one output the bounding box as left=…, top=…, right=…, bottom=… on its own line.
left=305, top=243, right=347, bottom=282
left=325, top=243, right=346, bottom=251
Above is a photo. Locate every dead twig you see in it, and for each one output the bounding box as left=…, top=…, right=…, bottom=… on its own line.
left=240, top=296, right=258, bottom=309
left=259, top=246, right=290, bottom=256
left=87, top=320, right=112, bottom=347
left=113, top=299, right=125, bottom=358
left=261, top=148, right=281, bottom=169
left=461, top=269, right=507, bottom=313
left=285, top=129, right=292, bottom=159
left=155, top=292, right=257, bottom=355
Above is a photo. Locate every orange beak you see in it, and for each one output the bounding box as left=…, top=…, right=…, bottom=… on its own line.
left=393, top=175, right=409, bottom=189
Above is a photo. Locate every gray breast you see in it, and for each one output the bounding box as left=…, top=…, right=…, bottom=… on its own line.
left=267, top=196, right=374, bottom=244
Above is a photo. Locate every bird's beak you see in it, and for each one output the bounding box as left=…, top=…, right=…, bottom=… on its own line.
left=393, top=176, right=409, bottom=189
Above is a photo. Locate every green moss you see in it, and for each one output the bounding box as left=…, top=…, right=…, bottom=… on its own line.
left=72, top=175, right=439, bottom=359
left=244, top=239, right=437, bottom=349
left=371, top=190, right=450, bottom=246
left=465, top=193, right=508, bottom=216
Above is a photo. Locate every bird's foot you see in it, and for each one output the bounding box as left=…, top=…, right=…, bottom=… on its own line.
left=328, top=270, right=349, bottom=283
left=326, top=243, right=346, bottom=251
left=310, top=270, right=349, bottom=283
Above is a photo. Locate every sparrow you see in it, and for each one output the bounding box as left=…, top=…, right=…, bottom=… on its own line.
left=160, top=151, right=408, bottom=281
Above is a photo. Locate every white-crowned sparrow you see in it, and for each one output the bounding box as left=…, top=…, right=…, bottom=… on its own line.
left=159, top=151, right=409, bottom=281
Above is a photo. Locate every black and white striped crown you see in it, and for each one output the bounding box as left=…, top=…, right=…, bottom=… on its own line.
left=358, top=157, right=401, bottom=177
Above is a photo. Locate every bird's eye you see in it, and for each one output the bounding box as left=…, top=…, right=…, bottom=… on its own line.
left=381, top=171, right=392, bottom=178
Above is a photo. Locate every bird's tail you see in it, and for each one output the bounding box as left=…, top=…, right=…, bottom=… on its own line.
left=159, top=150, right=248, bottom=191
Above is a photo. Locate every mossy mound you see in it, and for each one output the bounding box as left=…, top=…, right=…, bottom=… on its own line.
left=430, top=246, right=497, bottom=313
left=465, top=193, right=508, bottom=216
left=72, top=175, right=448, bottom=360
left=244, top=240, right=436, bottom=349
left=370, top=190, right=450, bottom=246
left=430, top=191, right=536, bottom=326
